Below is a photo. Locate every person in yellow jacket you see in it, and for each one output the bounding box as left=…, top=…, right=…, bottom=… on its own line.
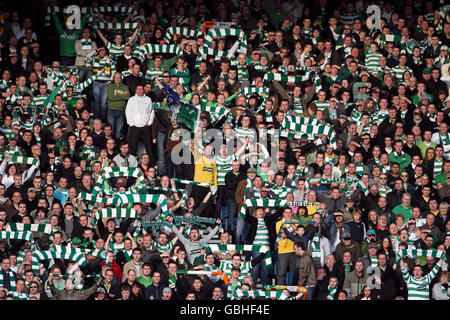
left=275, top=207, right=299, bottom=285
left=190, top=136, right=217, bottom=217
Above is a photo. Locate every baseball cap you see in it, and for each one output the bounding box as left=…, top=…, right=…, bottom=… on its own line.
left=247, top=167, right=257, bottom=173
left=346, top=197, right=355, bottom=202
left=422, top=68, right=432, bottom=74
left=9, top=133, right=17, bottom=140
left=342, top=231, right=352, bottom=239
left=367, top=228, right=376, bottom=236
left=71, top=237, right=81, bottom=245
left=441, top=45, right=449, bottom=51
left=368, top=242, right=379, bottom=249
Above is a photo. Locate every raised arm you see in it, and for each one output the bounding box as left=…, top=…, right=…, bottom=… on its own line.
left=53, top=13, right=64, bottom=35
left=281, top=225, right=299, bottom=242
left=171, top=223, right=189, bottom=247
left=96, top=28, right=109, bottom=45
left=128, top=27, right=140, bottom=45
left=200, top=220, right=222, bottom=244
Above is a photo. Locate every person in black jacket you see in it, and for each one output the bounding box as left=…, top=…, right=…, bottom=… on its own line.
left=245, top=205, right=285, bottom=285
left=115, top=45, right=138, bottom=72
left=371, top=251, right=400, bottom=300
left=58, top=202, right=82, bottom=239
left=145, top=271, right=167, bottom=300
left=223, top=160, right=246, bottom=233
left=378, top=107, right=400, bottom=140
left=97, top=268, right=121, bottom=300
left=123, top=63, right=146, bottom=96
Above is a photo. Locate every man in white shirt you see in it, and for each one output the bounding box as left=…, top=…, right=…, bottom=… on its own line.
left=431, top=122, right=450, bottom=159
left=125, top=84, right=156, bottom=165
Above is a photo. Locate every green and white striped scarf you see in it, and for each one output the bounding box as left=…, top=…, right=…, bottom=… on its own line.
left=173, top=216, right=217, bottom=226
left=141, top=221, right=173, bottom=229
left=205, top=244, right=272, bottom=268
left=196, top=27, right=247, bottom=69
left=265, top=129, right=321, bottom=145
left=164, top=26, right=204, bottom=43
left=0, top=154, right=39, bottom=166
left=11, top=291, right=29, bottom=300
left=369, top=255, right=378, bottom=267
left=77, top=192, right=116, bottom=205
left=242, top=87, right=269, bottom=96
left=31, top=247, right=88, bottom=273
left=94, top=207, right=138, bottom=221
left=0, top=269, right=16, bottom=291
left=112, top=193, right=168, bottom=217
left=92, top=6, right=137, bottom=15
left=263, top=72, right=312, bottom=83
left=143, top=44, right=182, bottom=56
left=378, top=185, right=392, bottom=198
left=283, top=116, right=337, bottom=148
left=80, top=39, right=93, bottom=50
left=232, top=289, right=288, bottom=300
left=0, top=231, right=33, bottom=242
left=327, top=286, right=337, bottom=300
left=6, top=222, right=52, bottom=234
left=97, top=22, right=139, bottom=30
left=310, top=233, right=322, bottom=261
left=239, top=199, right=287, bottom=219
left=393, top=249, right=447, bottom=269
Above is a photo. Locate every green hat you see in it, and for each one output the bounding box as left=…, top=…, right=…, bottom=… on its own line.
left=71, top=237, right=81, bottom=245
left=422, top=68, right=432, bottom=74
left=260, top=53, right=269, bottom=60
left=9, top=133, right=17, bottom=140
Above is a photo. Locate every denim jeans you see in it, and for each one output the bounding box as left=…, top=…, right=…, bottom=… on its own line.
left=92, top=81, right=108, bottom=121
left=107, top=109, right=125, bottom=139
left=61, top=56, right=75, bottom=66
left=250, top=251, right=269, bottom=286
left=276, top=252, right=297, bottom=285
left=225, top=198, right=237, bottom=232
left=157, top=131, right=167, bottom=175
left=235, top=216, right=246, bottom=244
left=307, top=286, right=316, bottom=300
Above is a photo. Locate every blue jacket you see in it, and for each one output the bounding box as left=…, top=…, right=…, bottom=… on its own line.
left=145, top=284, right=166, bottom=300
left=281, top=224, right=316, bottom=248
left=324, top=214, right=350, bottom=246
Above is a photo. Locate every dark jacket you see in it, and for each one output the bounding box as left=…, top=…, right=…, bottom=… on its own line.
left=145, top=283, right=166, bottom=300
left=58, top=215, right=82, bottom=239
left=244, top=206, right=285, bottom=252
left=224, top=171, right=245, bottom=201
left=123, top=74, right=146, bottom=96
left=334, top=241, right=362, bottom=264
left=292, top=250, right=316, bottom=287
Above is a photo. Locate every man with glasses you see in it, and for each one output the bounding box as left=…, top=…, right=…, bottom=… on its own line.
left=11, top=202, right=28, bottom=222
left=98, top=268, right=120, bottom=300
